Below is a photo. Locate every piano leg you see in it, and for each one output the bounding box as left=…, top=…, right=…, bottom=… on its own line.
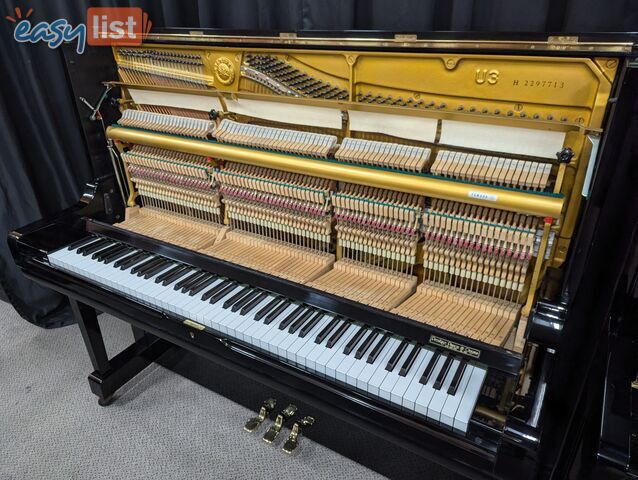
left=69, top=298, right=173, bottom=406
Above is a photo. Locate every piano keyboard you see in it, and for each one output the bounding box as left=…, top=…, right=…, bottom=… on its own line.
left=48, top=235, right=487, bottom=434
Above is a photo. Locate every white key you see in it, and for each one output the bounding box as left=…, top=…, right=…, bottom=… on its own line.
left=440, top=364, right=474, bottom=429
left=377, top=340, right=414, bottom=401
left=359, top=337, right=401, bottom=394
left=392, top=348, right=431, bottom=408
left=414, top=355, right=448, bottom=417
left=453, top=366, right=487, bottom=433
left=427, top=358, right=460, bottom=422
left=315, top=323, right=358, bottom=377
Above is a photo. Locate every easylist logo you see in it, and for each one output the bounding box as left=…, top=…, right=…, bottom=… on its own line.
left=6, top=6, right=152, bottom=54
left=86, top=7, right=151, bottom=45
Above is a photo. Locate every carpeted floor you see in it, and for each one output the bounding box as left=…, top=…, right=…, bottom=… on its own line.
left=0, top=300, right=387, bottom=480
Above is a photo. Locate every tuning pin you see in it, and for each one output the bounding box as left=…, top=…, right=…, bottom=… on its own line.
left=282, top=416, right=315, bottom=454
left=244, top=398, right=277, bottom=432
left=263, top=404, right=297, bottom=443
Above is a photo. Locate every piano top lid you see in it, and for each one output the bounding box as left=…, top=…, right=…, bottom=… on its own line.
left=142, top=28, right=636, bottom=54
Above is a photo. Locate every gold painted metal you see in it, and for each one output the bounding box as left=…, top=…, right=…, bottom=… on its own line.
left=522, top=219, right=553, bottom=317
left=113, top=43, right=616, bottom=130
left=263, top=404, right=297, bottom=444
left=244, top=398, right=277, bottom=432
left=552, top=133, right=593, bottom=266
left=213, top=56, right=235, bottom=85
left=107, top=80, right=593, bottom=134
left=107, top=125, right=565, bottom=218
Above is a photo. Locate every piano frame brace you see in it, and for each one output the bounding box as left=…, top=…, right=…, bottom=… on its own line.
left=23, top=259, right=509, bottom=480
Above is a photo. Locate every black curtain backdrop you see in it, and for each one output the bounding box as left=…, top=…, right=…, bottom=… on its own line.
left=1, top=0, right=637, bottom=327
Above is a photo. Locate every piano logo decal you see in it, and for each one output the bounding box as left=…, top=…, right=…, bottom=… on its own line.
left=5, top=6, right=151, bottom=55
left=429, top=335, right=481, bottom=359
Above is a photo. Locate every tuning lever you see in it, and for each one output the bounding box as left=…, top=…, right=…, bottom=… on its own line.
left=262, top=404, right=297, bottom=443
left=244, top=397, right=276, bottom=432
left=282, top=416, right=315, bottom=454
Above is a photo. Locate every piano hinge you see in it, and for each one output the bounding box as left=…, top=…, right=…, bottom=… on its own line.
left=183, top=319, right=205, bottom=331
left=394, top=34, right=418, bottom=42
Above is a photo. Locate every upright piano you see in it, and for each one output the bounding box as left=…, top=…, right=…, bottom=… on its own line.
left=9, top=31, right=638, bottom=479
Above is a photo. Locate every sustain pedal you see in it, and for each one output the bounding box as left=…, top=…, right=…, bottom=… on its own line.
left=283, top=416, right=315, bottom=454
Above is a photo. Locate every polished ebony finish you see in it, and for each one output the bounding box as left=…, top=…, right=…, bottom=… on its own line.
left=7, top=31, right=638, bottom=480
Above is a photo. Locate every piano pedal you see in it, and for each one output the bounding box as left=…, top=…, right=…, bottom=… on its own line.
left=282, top=416, right=315, bottom=454
left=262, top=404, right=297, bottom=444
left=244, top=397, right=277, bottom=432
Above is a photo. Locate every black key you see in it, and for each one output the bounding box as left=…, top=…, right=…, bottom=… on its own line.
left=355, top=329, right=379, bottom=360
left=343, top=325, right=368, bottom=355
left=201, top=279, right=231, bottom=301
left=254, top=297, right=282, bottom=321
left=77, top=237, right=108, bottom=255
left=314, top=316, right=340, bottom=344
left=137, top=257, right=165, bottom=277
left=117, top=252, right=149, bottom=270
left=80, top=238, right=111, bottom=256
left=162, top=266, right=191, bottom=286
left=366, top=332, right=390, bottom=364
left=210, top=282, right=239, bottom=304
left=189, top=275, right=218, bottom=296
left=103, top=246, right=134, bottom=264
left=223, top=286, right=252, bottom=309
left=264, top=300, right=291, bottom=325
left=447, top=359, right=469, bottom=396
left=278, top=305, right=305, bottom=330
left=132, top=256, right=161, bottom=275
left=299, top=312, right=323, bottom=338
left=180, top=272, right=208, bottom=292
left=399, top=343, right=421, bottom=377
left=433, top=355, right=454, bottom=390
left=144, top=260, right=172, bottom=279
left=231, top=289, right=261, bottom=313
left=113, top=250, right=143, bottom=269
left=326, top=321, right=351, bottom=348
left=240, top=291, right=269, bottom=316
left=92, top=243, right=122, bottom=260
left=288, top=309, right=314, bottom=335
left=126, top=254, right=154, bottom=272
left=68, top=236, right=97, bottom=251
left=173, top=270, right=200, bottom=290
left=386, top=339, right=409, bottom=372
left=156, top=265, right=184, bottom=284
left=419, top=351, right=441, bottom=385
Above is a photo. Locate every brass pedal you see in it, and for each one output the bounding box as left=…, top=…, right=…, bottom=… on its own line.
left=244, top=398, right=277, bottom=432
left=262, top=404, right=297, bottom=444
left=282, top=416, right=315, bottom=454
